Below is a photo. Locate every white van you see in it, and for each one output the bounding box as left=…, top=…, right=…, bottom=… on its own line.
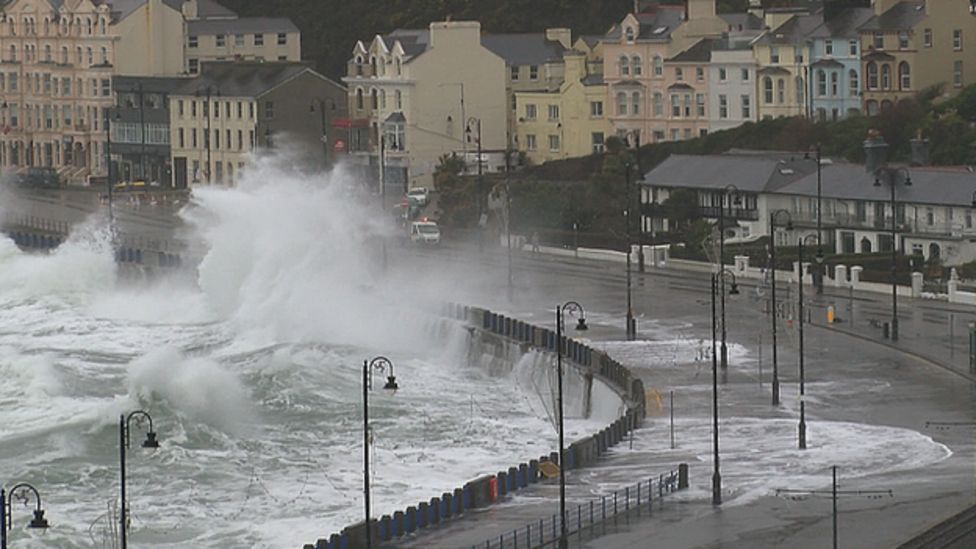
left=410, top=220, right=441, bottom=245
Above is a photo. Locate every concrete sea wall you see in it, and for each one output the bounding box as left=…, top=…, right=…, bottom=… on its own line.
left=306, top=304, right=647, bottom=549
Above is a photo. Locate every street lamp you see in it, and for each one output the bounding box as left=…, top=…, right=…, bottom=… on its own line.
left=555, top=301, right=587, bottom=549
left=864, top=131, right=912, bottom=342
left=492, top=182, right=514, bottom=302
left=717, top=184, right=740, bottom=368
left=1, top=483, right=49, bottom=549
left=804, top=145, right=825, bottom=294
left=363, top=356, right=398, bottom=549
left=715, top=267, right=739, bottom=374
left=466, top=117, right=484, bottom=252
left=768, top=209, right=794, bottom=406
left=119, top=411, right=160, bottom=549
left=310, top=98, right=332, bottom=167
left=624, top=159, right=635, bottom=340
left=709, top=272, right=735, bottom=505
left=797, top=233, right=819, bottom=450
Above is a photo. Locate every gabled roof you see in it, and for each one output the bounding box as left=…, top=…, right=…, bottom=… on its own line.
left=482, top=33, right=567, bottom=65
left=809, top=7, right=874, bottom=39
left=172, top=62, right=312, bottom=98
left=858, top=1, right=926, bottom=32
left=187, top=17, right=298, bottom=35
left=384, top=28, right=430, bottom=59
left=669, top=38, right=716, bottom=63
left=719, top=12, right=766, bottom=32
left=603, top=7, right=685, bottom=43
left=776, top=164, right=976, bottom=207
left=195, top=0, right=236, bottom=19
left=643, top=153, right=804, bottom=193
left=755, top=13, right=823, bottom=45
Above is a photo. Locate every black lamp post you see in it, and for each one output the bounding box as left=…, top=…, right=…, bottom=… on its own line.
left=120, top=411, right=160, bottom=549
left=797, top=233, right=818, bottom=450
left=716, top=265, right=739, bottom=374
left=310, top=98, right=331, bottom=167
left=363, top=356, right=398, bottom=549
left=805, top=145, right=825, bottom=294
left=708, top=270, right=736, bottom=505
left=625, top=160, right=635, bottom=340
left=768, top=209, right=794, bottom=406
left=864, top=131, right=911, bottom=342
left=555, top=301, right=587, bottom=549
left=717, top=184, right=740, bottom=368
left=466, top=118, right=484, bottom=252
left=1, top=483, right=49, bottom=549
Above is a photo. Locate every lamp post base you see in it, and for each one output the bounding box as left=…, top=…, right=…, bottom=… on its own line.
left=891, top=318, right=899, bottom=342
left=799, top=419, right=807, bottom=450
left=712, top=473, right=722, bottom=505
left=772, top=377, right=780, bottom=406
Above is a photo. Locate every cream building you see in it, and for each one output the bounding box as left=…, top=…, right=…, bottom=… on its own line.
left=514, top=51, right=610, bottom=164
left=341, top=21, right=506, bottom=189
left=185, top=16, right=300, bottom=74
left=0, top=0, right=302, bottom=184
left=169, top=61, right=346, bottom=187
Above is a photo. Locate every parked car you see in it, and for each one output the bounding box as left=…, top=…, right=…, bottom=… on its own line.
left=16, top=167, right=61, bottom=189
left=409, top=219, right=440, bottom=245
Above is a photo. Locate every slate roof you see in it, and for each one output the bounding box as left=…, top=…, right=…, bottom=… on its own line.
left=603, top=7, right=685, bottom=42
left=719, top=12, right=766, bottom=32
left=102, top=0, right=235, bottom=23
left=482, top=33, right=567, bottom=65
left=669, top=38, right=716, bottom=63
left=859, top=1, right=926, bottom=32
left=643, top=153, right=976, bottom=208
left=187, top=17, right=298, bottom=35
left=385, top=29, right=430, bottom=58
left=113, top=75, right=189, bottom=93
left=755, top=13, right=823, bottom=45
left=809, top=7, right=874, bottom=39
left=195, top=0, right=236, bottom=19
left=172, top=62, right=312, bottom=98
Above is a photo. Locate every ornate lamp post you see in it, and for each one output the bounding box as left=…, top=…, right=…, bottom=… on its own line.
left=797, top=233, right=819, bottom=449
left=1, top=483, right=49, bottom=549
left=363, top=356, right=398, bottom=549
left=864, top=131, right=912, bottom=342
left=716, top=266, right=740, bottom=374
left=119, top=410, right=160, bottom=549
left=717, top=184, right=740, bottom=368
left=768, top=209, right=794, bottom=406
left=555, top=301, right=587, bottom=549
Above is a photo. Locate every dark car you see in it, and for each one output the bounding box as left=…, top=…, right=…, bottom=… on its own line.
left=16, top=167, right=61, bottom=189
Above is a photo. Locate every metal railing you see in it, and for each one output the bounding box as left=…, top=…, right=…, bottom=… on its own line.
left=470, top=468, right=683, bottom=549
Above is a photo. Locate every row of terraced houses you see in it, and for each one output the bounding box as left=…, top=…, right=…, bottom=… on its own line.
left=0, top=1, right=974, bottom=189
left=340, top=0, right=976, bottom=188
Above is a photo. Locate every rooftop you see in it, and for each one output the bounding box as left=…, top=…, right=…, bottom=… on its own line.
left=172, top=62, right=313, bottom=98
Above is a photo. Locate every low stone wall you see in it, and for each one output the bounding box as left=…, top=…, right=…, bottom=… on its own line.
left=305, top=303, right=647, bottom=549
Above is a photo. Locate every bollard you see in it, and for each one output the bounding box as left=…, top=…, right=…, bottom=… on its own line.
left=497, top=471, right=508, bottom=496
left=392, top=511, right=405, bottom=537
left=883, top=322, right=890, bottom=339
left=550, top=451, right=559, bottom=465
left=508, top=466, right=519, bottom=491
left=441, top=492, right=452, bottom=518
left=417, top=502, right=429, bottom=528
left=678, top=463, right=689, bottom=489
left=454, top=488, right=465, bottom=514
left=405, top=506, right=417, bottom=533
left=827, top=305, right=835, bottom=324
left=429, top=497, right=440, bottom=524
left=379, top=515, right=392, bottom=541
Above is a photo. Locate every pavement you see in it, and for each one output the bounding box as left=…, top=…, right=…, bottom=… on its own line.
left=5, top=190, right=976, bottom=549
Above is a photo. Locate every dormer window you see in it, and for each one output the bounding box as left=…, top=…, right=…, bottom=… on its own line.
left=625, top=26, right=635, bottom=42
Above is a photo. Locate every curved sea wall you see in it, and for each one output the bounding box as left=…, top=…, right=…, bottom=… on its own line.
left=305, top=304, right=647, bottom=549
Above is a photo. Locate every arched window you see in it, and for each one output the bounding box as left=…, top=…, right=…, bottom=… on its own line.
left=866, top=99, right=879, bottom=115
left=86, top=47, right=93, bottom=66
left=395, top=89, right=402, bottom=109
left=380, top=89, right=386, bottom=109
left=619, top=55, right=629, bottom=76
left=355, top=55, right=363, bottom=76
left=898, top=61, right=911, bottom=90
left=616, top=91, right=627, bottom=115
left=777, top=78, right=785, bottom=104
left=370, top=88, right=378, bottom=109
left=763, top=76, right=773, bottom=103
left=631, top=56, right=642, bottom=76
left=43, top=17, right=49, bottom=35
left=817, top=69, right=826, bottom=96
left=653, top=55, right=663, bottom=76
left=61, top=47, right=67, bottom=64
left=830, top=71, right=839, bottom=96
left=881, top=99, right=893, bottom=111
left=8, top=45, right=15, bottom=62
left=355, top=88, right=364, bottom=109
left=369, top=56, right=376, bottom=74
left=653, top=92, right=663, bottom=116
left=100, top=17, right=106, bottom=35
left=795, top=76, right=804, bottom=104
left=625, top=26, right=635, bottom=42
left=395, top=58, right=401, bottom=75
left=76, top=47, right=82, bottom=65
left=881, top=64, right=891, bottom=89
left=86, top=17, right=92, bottom=35
left=866, top=62, right=878, bottom=89
left=631, top=91, right=641, bottom=115
left=44, top=45, right=51, bottom=62
left=100, top=47, right=107, bottom=65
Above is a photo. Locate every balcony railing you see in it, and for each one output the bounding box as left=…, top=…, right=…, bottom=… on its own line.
left=699, top=206, right=759, bottom=221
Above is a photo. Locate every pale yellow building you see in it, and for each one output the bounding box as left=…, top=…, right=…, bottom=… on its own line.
left=341, top=21, right=506, bottom=189
left=185, top=17, right=301, bottom=74
left=515, top=51, right=610, bottom=164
